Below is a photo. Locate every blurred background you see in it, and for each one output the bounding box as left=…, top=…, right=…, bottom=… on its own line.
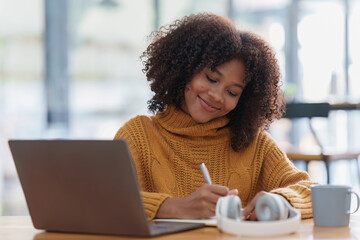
left=0, top=0, right=359, bottom=215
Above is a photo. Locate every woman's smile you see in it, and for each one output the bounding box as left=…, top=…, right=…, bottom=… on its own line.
left=198, top=96, right=220, bottom=112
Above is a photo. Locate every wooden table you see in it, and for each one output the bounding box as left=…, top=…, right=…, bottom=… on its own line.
left=330, top=102, right=360, bottom=111
left=2, top=215, right=360, bottom=240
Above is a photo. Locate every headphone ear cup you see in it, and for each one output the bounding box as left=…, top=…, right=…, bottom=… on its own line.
left=255, top=194, right=288, bottom=221
left=216, top=195, right=242, bottom=221
left=227, top=195, right=242, bottom=220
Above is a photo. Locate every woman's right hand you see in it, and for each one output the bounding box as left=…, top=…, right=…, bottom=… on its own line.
left=156, top=184, right=237, bottom=219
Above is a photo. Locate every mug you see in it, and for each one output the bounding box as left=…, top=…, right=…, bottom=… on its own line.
left=311, top=185, right=360, bottom=227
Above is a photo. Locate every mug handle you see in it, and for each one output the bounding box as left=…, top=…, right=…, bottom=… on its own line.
left=347, top=190, right=360, bottom=214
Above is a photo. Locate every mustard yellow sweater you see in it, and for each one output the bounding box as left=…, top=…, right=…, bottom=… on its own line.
left=114, top=105, right=315, bottom=220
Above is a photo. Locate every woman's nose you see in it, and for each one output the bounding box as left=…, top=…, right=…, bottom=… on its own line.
left=209, top=88, right=224, bottom=103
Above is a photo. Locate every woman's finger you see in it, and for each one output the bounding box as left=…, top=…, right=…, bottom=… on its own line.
left=227, top=189, right=239, bottom=195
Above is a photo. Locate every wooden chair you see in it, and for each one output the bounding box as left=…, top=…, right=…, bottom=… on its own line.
left=283, top=102, right=360, bottom=184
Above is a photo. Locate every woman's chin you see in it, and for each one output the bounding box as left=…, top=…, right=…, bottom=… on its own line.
left=191, top=114, right=212, bottom=124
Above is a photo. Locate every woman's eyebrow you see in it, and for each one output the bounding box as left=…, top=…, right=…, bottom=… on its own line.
left=234, top=83, right=245, bottom=89
left=213, top=67, right=223, bottom=76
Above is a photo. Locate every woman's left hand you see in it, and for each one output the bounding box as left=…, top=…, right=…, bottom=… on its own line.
left=241, top=191, right=268, bottom=221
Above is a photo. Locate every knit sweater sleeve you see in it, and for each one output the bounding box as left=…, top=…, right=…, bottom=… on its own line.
left=114, top=117, right=171, bottom=220
left=257, top=132, right=317, bottom=219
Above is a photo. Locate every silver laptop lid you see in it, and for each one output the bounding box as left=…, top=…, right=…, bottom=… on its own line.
left=9, top=139, right=153, bottom=236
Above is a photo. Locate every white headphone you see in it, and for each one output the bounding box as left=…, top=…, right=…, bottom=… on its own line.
left=215, top=193, right=301, bottom=237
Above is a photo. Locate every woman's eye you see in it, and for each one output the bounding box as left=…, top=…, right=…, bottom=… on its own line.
left=227, top=90, right=238, bottom=97
left=205, top=74, right=216, bottom=83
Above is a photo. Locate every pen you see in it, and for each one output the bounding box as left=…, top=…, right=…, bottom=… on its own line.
left=199, top=163, right=212, bottom=184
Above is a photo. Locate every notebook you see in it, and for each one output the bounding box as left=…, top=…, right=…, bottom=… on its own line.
left=8, top=139, right=204, bottom=237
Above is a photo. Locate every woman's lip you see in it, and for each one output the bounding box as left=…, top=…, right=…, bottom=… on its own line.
left=198, top=96, right=220, bottom=112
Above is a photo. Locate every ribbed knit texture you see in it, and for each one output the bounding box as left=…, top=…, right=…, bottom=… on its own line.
left=114, top=105, right=315, bottom=220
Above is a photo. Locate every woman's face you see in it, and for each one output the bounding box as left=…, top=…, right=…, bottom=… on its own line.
left=182, top=59, right=246, bottom=123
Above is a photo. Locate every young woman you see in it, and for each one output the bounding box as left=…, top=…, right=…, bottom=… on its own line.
left=114, top=13, right=315, bottom=220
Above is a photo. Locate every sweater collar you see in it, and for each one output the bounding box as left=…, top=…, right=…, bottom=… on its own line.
left=155, top=105, right=230, bottom=137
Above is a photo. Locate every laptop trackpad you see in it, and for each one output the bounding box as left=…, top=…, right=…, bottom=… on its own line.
left=149, top=222, right=204, bottom=236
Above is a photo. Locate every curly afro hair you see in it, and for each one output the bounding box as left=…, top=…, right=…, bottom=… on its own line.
left=227, top=31, right=285, bottom=151
left=141, top=13, right=242, bottom=112
left=141, top=13, right=284, bottom=151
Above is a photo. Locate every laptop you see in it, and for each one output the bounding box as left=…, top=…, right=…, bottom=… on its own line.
left=8, top=139, right=204, bottom=237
